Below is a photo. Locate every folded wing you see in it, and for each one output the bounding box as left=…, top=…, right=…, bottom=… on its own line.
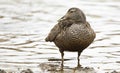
left=45, top=24, right=61, bottom=42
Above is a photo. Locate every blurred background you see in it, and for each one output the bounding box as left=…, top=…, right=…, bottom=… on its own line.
left=0, top=0, right=120, bottom=72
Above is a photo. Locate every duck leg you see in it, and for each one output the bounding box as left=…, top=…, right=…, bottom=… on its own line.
left=77, top=51, right=81, bottom=67
left=60, top=50, right=64, bottom=70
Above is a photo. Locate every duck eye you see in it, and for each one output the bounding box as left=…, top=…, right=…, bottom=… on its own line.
left=70, top=11, right=74, bottom=13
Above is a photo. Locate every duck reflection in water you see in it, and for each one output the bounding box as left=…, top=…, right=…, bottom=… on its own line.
left=39, top=62, right=96, bottom=73
left=45, top=7, right=96, bottom=70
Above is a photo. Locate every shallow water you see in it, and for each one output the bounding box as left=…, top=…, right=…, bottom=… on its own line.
left=0, top=0, right=120, bottom=73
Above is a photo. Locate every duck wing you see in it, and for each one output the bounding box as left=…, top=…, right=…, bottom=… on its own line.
left=45, top=24, right=61, bottom=42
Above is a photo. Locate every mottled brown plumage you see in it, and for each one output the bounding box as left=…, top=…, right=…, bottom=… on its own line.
left=45, top=7, right=96, bottom=68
